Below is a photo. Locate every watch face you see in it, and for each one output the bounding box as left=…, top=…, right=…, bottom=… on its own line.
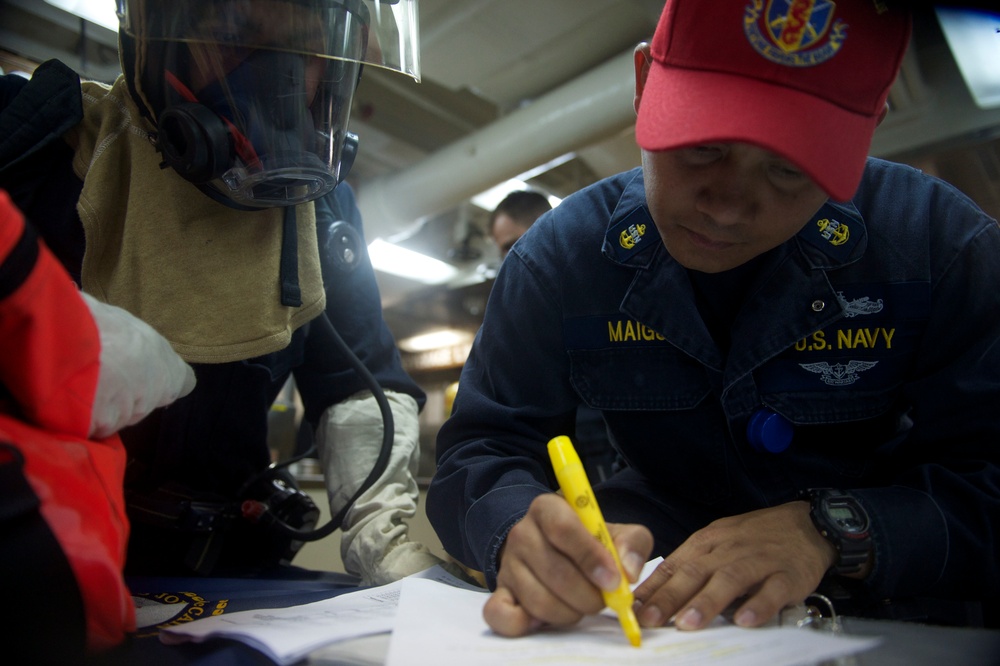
left=826, top=499, right=867, bottom=533
left=809, top=490, right=872, bottom=574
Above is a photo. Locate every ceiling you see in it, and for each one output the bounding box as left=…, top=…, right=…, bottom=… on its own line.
left=3, top=1, right=1000, bottom=356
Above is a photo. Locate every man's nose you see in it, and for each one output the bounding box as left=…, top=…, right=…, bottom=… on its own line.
left=694, top=173, right=755, bottom=226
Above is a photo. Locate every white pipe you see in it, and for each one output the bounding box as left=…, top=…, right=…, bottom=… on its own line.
left=356, top=46, right=638, bottom=240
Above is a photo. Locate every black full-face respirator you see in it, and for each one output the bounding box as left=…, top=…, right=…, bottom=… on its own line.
left=116, top=0, right=399, bottom=208
left=156, top=47, right=357, bottom=207
left=115, top=0, right=422, bottom=575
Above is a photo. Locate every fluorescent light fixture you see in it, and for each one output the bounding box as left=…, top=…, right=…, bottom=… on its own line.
left=936, top=8, right=1000, bottom=109
left=368, top=238, right=459, bottom=284
left=470, top=153, right=574, bottom=212
left=398, top=329, right=474, bottom=353
left=517, top=152, right=577, bottom=181
left=471, top=178, right=530, bottom=211
left=44, top=0, right=119, bottom=32
left=471, top=179, right=563, bottom=212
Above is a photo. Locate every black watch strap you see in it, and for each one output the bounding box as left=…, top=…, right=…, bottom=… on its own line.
left=802, top=488, right=872, bottom=576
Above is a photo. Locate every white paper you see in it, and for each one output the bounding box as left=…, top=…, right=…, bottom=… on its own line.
left=384, top=578, right=881, bottom=666
left=159, top=565, right=477, bottom=665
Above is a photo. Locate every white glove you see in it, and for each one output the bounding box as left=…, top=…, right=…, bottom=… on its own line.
left=318, top=389, right=445, bottom=586
left=82, top=292, right=197, bottom=439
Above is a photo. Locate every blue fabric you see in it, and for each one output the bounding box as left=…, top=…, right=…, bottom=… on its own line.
left=427, top=162, right=1000, bottom=619
left=84, top=570, right=362, bottom=665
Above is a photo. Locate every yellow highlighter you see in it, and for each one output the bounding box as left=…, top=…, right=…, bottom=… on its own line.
left=547, top=436, right=641, bottom=647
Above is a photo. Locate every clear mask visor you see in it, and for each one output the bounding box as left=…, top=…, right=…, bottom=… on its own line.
left=118, top=0, right=419, bottom=207
left=119, top=0, right=420, bottom=81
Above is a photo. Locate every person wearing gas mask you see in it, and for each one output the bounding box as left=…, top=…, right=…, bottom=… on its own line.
left=0, top=0, right=444, bottom=587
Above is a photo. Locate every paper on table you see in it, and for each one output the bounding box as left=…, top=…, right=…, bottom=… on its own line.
left=384, top=577, right=881, bottom=666
left=160, top=565, right=479, bottom=665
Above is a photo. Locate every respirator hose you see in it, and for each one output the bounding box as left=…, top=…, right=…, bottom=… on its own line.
left=244, top=310, right=395, bottom=541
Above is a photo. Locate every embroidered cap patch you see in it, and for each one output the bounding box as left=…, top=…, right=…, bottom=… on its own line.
left=744, top=0, right=848, bottom=67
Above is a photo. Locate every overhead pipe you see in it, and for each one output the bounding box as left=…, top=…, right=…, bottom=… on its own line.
left=355, top=46, right=639, bottom=241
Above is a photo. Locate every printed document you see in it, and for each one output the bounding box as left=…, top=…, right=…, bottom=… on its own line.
left=383, top=577, right=881, bottom=666
left=160, top=565, right=476, bottom=665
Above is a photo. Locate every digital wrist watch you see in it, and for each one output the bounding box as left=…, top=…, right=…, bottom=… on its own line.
left=802, top=488, right=872, bottom=576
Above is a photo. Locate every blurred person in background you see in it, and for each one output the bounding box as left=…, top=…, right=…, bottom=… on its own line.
left=488, top=189, right=554, bottom=260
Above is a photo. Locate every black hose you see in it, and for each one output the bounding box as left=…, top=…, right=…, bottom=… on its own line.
left=251, top=311, right=395, bottom=541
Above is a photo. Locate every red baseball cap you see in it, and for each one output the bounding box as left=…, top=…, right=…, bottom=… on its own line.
left=635, top=0, right=912, bottom=202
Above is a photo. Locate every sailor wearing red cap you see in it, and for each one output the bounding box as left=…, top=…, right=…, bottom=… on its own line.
left=428, top=0, right=1000, bottom=635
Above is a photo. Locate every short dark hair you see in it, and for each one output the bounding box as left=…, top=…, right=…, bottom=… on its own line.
left=488, top=190, right=552, bottom=234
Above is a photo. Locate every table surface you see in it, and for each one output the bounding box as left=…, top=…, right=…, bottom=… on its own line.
left=305, top=617, right=1000, bottom=666
left=838, top=617, right=1000, bottom=666
left=92, top=571, right=1000, bottom=666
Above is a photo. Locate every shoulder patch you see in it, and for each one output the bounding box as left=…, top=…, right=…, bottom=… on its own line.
left=605, top=207, right=660, bottom=263
left=797, top=200, right=865, bottom=261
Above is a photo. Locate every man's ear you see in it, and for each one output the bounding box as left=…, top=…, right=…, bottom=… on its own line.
left=634, top=42, right=652, bottom=116
left=876, top=102, right=889, bottom=127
